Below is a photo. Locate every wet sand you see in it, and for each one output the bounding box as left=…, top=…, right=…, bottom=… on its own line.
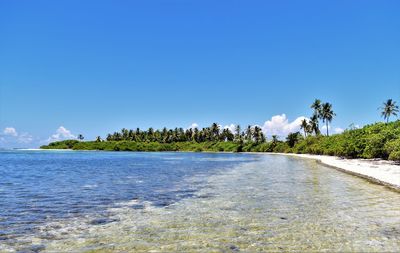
left=269, top=153, right=400, bottom=190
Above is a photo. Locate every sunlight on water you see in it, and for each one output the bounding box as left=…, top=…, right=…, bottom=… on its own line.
left=1, top=152, right=399, bottom=252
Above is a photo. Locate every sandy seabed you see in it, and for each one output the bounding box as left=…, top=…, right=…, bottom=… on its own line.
left=269, top=153, right=400, bottom=190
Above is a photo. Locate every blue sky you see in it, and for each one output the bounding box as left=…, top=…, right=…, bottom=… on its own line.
left=0, top=0, right=399, bottom=148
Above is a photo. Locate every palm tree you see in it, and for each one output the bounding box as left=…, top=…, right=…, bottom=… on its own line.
left=106, top=134, right=113, bottom=141
left=96, top=136, right=102, bottom=142
left=234, top=125, right=241, bottom=142
left=245, top=125, right=252, bottom=141
left=121, top=128, right=129, bottom=140
left=113, top=132, right=121, bottom=141
left=193, top=128, right=199, bottom=142
left=253, top=126, right=263, bottom=143
left=311, top=99, right=322, bottom=117
left=379, top=99, right=399, bottom=123
left=77, top=134, right=84, bottom=141
left=211, top=123, right=220, bottom=141
left=300, top=119, right=309, bottom=138
left=286, top=132, right=300, bottom=148
left=185, top=128, right=193, bottom=141
left=221, top=128, right=234, bottom=141
left=128, top=129, right=134, bottom=140
left=309, top=115, right=320, bottom=135
left=320, top=102, right=335, bottom=136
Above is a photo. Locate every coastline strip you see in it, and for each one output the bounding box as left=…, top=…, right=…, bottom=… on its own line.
left=266, top=153, right=400, bottom=191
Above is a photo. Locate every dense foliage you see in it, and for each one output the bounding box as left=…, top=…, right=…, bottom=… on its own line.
left=41, top=120, right=400, bottom=161
left=101, top=123, right=265, bottom=144
left=292, top=120, right=400, bottom=160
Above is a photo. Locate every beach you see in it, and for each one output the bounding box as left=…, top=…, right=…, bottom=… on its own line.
left=269, top=153, right=400, bottom=191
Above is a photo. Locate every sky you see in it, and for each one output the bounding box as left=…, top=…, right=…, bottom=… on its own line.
left=0, top=0, right=399, bottom=148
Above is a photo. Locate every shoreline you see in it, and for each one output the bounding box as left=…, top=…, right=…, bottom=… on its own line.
left=264, top=153, right=400, bottom=191
left=14, top=148, right=400, bottom=191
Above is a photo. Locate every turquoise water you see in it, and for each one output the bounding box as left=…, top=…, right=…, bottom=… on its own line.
left=0, top=150, right=399, bottom=252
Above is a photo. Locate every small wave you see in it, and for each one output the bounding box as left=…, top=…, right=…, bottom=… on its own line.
left=82, top=184, right=98, bottom=189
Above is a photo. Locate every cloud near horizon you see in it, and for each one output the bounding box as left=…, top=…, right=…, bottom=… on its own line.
left=334, top=127, right=344, bottom=134
left=223, top=124, right=236, bottom=133
left=47, top=126, right=76, bottom=142
left=18, top=133, right=34, bottom=143
left=3, top=127, right=18, bottom=137
left=321, top=125, right=344, bottom=134
left=187, top=123, right=199, bottom=130
left=189, top=115, right=344, bottom=138
left=0, top=127, right=34, bottom=146
left=261, top=114, right=307, bottom=137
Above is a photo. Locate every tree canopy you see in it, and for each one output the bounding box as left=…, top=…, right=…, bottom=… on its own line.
left=105, top=123, right=265, bottom=144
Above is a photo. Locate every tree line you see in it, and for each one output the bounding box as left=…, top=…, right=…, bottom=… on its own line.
left=101, top=99, right=338, bottom=145
left=103, top=123, right=266, bottom=144
left=81, top=98, right=398, bottom=145
left=43, top=99, right=399, bottom=161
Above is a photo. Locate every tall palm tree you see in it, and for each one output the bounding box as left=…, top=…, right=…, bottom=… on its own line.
left=147, top=127, right=154, bottom=141
left=379, top=99, right=399, bottom=123
left=311, top=99, right=322, bottom=117
left=253, top=126, right=263, bottom=143
left=300, top=119, right=309, bottom=138
left=106, top=134, right=113, bottom=141
left=245, top=125, right=252, bottom=141
left=309, top=115, right=320, bottom=135
left=234, top=125, right=241, bottom=142
left=320, top=102, right=335, bottom=136
left=211, top=123, right=220, bottom=141
left=121, top=128, right=129, bottom=140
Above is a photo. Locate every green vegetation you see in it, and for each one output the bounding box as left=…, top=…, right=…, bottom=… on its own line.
left=43, top=139, right=80, bottom=149
left=41, top=99, right=400, bottom=161
left=41, top=120, right=400, bottom=161
left=291, top=120, right=400, bottom=160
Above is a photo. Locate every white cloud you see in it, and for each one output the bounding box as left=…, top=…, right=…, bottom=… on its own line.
left=187, top=123, right=199, bottom=130
left=321, top=125, right=344, bottom=135
left=0, top=127, right=34, bottom=146
left=47, top=126, right=76, bottom=142
left=18, top=133, right=34, bottom=143
left=223, top=124, right=236, bottom=133
left=334, top=127, right=344, bottom=134
left=321, top=125, right=329, bottom=131
left=3, top=127, right=18, bottom=137
left=261, top=114, right=307, bottom=137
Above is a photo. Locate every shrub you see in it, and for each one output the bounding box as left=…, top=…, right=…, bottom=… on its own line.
left=389, top=151, right=400, bottom=161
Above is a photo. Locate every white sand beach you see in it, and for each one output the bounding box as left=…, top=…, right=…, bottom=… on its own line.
left=269, top=153, right=400, bottom=190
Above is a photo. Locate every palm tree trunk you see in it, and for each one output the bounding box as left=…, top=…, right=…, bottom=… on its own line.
left=326, top=122, right=329, bottom=136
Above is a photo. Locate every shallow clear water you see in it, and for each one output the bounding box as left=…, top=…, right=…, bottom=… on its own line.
left=0, top=151, right=399, bottom=252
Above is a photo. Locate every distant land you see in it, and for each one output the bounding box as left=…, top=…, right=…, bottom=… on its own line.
left=41, top=120, right=399, bottom=161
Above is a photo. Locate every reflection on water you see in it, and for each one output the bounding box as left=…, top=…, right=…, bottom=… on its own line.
left=1, top=151, right=399, bottom=252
